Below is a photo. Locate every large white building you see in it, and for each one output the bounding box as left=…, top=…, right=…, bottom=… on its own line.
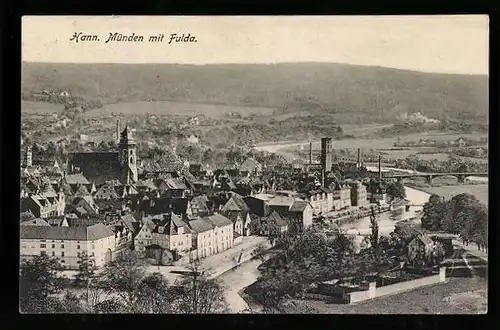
left=20, top=222, right=117, bottom=269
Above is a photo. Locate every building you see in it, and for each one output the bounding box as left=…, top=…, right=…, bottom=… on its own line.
left=220, top=193, right=252, bottom=237
left=20, top=186, right=65, bottom=218
left=320, top=137, right=333, bottom=175
left=256, top=211, right=288, bottom=236
left=188, top=218, right=215, bottom=259
left=302, top=187, right=333, bottom=216
left=332, top=183, right=351, bottom=210
left=267, top=196, right=313, bottom=232
left=66, top=125, right=138, bottom=185
left=204, top=214, right=234, bottom=253
left=407, top=235, right=434, bottom=264
left=134, top=213, right=192, bottom=259
left=350, top=181, right=368, bottom=207
left=20, top=223, right=117, bottom=269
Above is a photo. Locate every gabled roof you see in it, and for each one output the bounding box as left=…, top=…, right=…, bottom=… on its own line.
left=204, top=214, right=233, bottom=228
left=74, top=184, right=90, bottom=197
left=65, top=173, right=90, bottom=185
left=264, top=211, right=288, bottom=227
left=221, top=193, right=250, bottom=213
left=189, top=218, right=214, bottom=233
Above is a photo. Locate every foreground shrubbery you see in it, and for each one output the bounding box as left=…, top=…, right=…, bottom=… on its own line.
left=19, top=250, right=228, bottom=314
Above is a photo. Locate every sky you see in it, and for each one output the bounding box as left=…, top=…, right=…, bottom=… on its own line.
left=22, top=15, right=489, bottom=75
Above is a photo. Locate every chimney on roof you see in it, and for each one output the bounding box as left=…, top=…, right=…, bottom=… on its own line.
left=357, top=148, right=361, bottom=168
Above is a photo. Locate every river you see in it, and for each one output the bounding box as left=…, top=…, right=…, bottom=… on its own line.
left=218, top=186, right=433, bottom=313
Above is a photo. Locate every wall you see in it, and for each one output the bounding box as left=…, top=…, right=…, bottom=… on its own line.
left=347, top=268, right=446, bottom=304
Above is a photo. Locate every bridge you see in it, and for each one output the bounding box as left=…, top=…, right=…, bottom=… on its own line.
left=382, top=172, right=488, bottom=184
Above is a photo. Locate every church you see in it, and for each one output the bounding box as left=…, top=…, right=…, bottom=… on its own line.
left=66, top=123, right=138, bottom=186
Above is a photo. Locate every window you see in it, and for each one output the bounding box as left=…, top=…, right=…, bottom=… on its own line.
left=52, top=251, right=55, bottom=256
left=51, top=244, right=55, bottom=248
left=61, top=259, right=65, bottom=263
left=130, top=157, right=133, bottom=163
left=77, top=245, right=81, bottom=249
left=40, top=244, right=46, bottom=248
left=61, top=252, right=65, bottom=257
left=61, top=244, right=65, bottom=248
left=21, top=244, right=27, bottom=248
left=130, top=150, right=133, bottom=155
left=77, top=252, right=81, bottom=257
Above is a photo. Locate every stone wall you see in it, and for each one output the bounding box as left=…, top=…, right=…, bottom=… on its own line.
left=347, top=267, right=446, bottom=304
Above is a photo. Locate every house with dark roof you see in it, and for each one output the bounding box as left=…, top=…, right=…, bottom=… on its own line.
left=189, top=195, right=211, bottom=218
left=94, top=181, right=121, bottom=200
left=139, top=197, right=189, bottom=217
left=164, top=178, right=191, bottom=198
left=255, top=211, right=288, bottom=236
left=69, top=196, right=100, bottom=215
left=134, top=213, right=192, bottom=260
left=407, top=235, right=435, bottom=264
left=20, top=222, right=117, bottom=269
left=220, top=193, right=252, bottom=237
left=267, top=195, right=313, bottom=233
left=20, top=187, right=65, bottom=218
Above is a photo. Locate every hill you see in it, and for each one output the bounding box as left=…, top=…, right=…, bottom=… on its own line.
left=21, top=62, right=488, bottom=125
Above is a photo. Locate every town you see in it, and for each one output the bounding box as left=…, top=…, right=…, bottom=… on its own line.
left=19, top=120, right=488, bottom=314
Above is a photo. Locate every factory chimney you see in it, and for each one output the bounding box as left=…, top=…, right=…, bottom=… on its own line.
left=309, top=142, right=313, bottom=165
left=378, top=154, right=382, bottom=181
left=357, top=148, right=361, bottom=167
left=116, top=119, right=120, bottom=143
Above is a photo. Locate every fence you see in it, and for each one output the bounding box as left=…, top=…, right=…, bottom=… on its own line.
left=347, top=267, right=446, bottom=304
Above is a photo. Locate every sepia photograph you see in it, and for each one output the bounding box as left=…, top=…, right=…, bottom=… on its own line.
left=20, top=15, right=488, bottom=314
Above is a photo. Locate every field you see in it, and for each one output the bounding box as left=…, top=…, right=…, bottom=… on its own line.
left=285, top=277, right=487, bottom=314
left=274, top=132, right=488, bottom=154
left=81, top=100, right=276, bottom=119
left=415, top=184, right=488, bottom=205
left=21, top=101, right=64, bottom=114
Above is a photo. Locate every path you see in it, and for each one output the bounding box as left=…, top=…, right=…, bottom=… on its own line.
left=453, top=240, right=488, bottom=262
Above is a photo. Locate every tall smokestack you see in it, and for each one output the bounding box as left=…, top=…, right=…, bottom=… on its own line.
left=309, top=142, right=313, bottom=165
left=116, top=119, right=120, bottom=143
left=357, top=148, right=361, bottom=167
left=378, top=154, right=382, bottom=181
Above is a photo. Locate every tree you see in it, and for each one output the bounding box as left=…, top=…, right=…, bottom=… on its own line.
left=99, top=249, right=147, bottom=311
left=132, top=272, right=175, bottom=313
left=421, top=194, right=446, bottom=230
left=173, top=259, right=229, bottom=313
left=20, top=254, right=64, bottom=313
left=386, top=181, right=406, bottom=201
left=369, top=207, right=381, bottom=272
left=74, top=251, right=98, bottom=309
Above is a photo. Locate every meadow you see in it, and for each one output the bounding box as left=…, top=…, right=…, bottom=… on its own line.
left=415, top=184, right=488, bottom=206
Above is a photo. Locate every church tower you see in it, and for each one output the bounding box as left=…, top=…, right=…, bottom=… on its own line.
left=118, top=126, right=138, bottom=184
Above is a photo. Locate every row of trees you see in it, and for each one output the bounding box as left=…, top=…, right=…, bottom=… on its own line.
left=20, top=249, right=228, bottom=314
left=394, top=154, right=488, bottom=173
left=421, top=193, right=488, bottom=251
